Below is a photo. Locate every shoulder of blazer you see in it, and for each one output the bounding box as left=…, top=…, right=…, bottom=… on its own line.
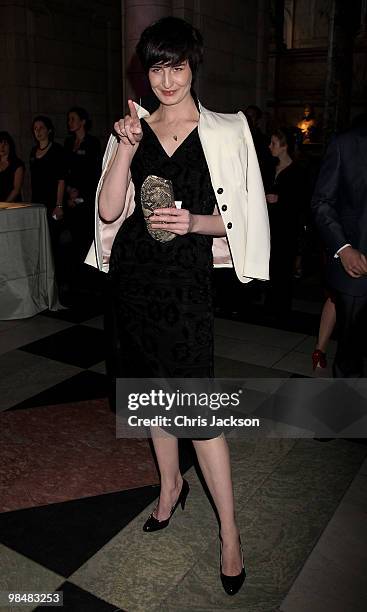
left=198, top=105, right=249, bottom=154
left=199, top=104, right=244, bottom=132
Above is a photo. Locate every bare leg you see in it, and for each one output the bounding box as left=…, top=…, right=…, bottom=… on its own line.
left=193, top=434, right=242, bottom=576
left=150, top=429, right=242, bottom=576
left=150, top=426, right=183, bottom=521
left=316, top=297, right=336, bottom=352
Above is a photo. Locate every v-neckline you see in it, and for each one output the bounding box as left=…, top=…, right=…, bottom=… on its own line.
left=142, top=118, right=198, bottom=159
left=275, top=160, right=293, bottom=181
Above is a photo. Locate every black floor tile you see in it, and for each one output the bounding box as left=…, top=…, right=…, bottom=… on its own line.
left=33, top=581, right=125, bottom=611
left=41, top=267, right=106, bottom=324
left=6, top=370, right=109, bottom=411
left=0, top=486, right=161, bottom=577
left=290, top=372, right=310, bottom=378
left=19, top=325, right=106, bottom=368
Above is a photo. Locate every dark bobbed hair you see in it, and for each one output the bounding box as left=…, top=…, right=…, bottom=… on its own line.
left=136, top=17, right=203, bottom=82
left=67, top=106, right=92, bottom=131
left=32, top=115, right=55, bottom=141
left=0, top=130, right=18, bottom=162
left=272, top=127, right=296, bottom=156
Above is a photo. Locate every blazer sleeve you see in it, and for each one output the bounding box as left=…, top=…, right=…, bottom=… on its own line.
left=84, top=133, right=135, bottom=271
left=311, top=137, right=348, bottom=254
left=237, top=112, right=270, bottom=280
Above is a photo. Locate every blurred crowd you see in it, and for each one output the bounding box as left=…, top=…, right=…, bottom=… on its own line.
left=0, top=107, right=101, bottom=305
left=214, top=104, right=318, bottom=321
left=0, top=102, right=331, bottom=316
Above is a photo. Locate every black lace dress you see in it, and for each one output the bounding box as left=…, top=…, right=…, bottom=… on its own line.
left=109, top=119, right=216, bottom=378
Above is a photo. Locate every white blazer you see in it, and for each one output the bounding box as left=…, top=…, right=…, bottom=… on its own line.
left=85, top=102, right=270, bottom=283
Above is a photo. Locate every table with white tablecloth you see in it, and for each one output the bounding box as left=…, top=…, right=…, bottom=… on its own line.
left=0, top=203, right=59, bottom=320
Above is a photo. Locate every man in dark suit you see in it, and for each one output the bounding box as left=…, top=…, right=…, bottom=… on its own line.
left=312, top=121, right=367, bottom=377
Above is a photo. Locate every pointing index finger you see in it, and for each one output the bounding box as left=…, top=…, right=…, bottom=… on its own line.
left=128, top=99, right=139, bottom=121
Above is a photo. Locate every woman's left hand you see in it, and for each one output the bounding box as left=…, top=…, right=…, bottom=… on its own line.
left=52, top=206, right=64, bottom=220
left=266, top=193, right=278, bottom=204
left=149, top=208, right=193, bottom=235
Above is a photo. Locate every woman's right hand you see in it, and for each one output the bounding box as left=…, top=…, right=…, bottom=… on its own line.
left=114, top=100, right=143, bottom=147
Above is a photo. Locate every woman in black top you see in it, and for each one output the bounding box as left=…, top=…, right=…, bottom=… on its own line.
left=30, top=115, right=68, bottom=291
left=30, top=116, right=66, bottom=217
left=266, top=128, right=308, bottom=316
left=64, top=107, right=101, bottom=261
left=0, top=131, right=24, bottom=202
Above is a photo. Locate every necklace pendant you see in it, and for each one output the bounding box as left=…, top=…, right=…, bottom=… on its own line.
left=173, top=135, right=178, bottom=141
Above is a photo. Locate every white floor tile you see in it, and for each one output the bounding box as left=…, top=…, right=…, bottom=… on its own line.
left=82, top=316, right=104, bottom=330
left=273, top=350, right=333, bottom=377
left=214, top=318, right=307, bottom=350
left=88, top=361, right=106, bottom=374
left=214, top=335, right=287, bottom=368
left=0, top=350, right=82, bottom=411
left=281, top=471, right=367, bottom=612
left=0, top=319, right=27, bottom=333
left=295, top=335, right=337, bottom=357
left=0, top=316, right=74, bottom=356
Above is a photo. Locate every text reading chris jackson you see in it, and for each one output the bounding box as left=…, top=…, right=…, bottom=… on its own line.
left=127, top=415, right=260, bottom=428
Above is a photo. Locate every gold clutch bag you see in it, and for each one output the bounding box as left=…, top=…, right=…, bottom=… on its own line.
left=141, top=175, right=176, bottom=242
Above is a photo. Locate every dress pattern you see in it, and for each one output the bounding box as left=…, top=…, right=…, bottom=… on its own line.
left=109, top=119, right=217, bottom=378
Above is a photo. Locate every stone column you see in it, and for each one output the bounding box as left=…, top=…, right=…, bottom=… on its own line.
left=322, top=0, right=359, bottom=143
left=255, top=0, right=270, bottom=111
left=356, top=0, right=367, bottom=40
left=123, top=0, right=171, bottom=106
left=352, top=0, right=367, bottom=116
left=268, top=0, right=286, bottom=121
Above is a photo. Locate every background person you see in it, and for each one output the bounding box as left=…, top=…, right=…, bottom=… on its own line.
left=265, top=127, right=309, bottom=318
left=30, top=115, right=65, bottom=217
left=0, top=131, right=24, bottom=202
left=30, top=115, right=70, bottom=300
left=245, top=104, right=274, bottom=185
left=312, top=118, right=367, bottom=377
left=64, top=106, right=101, bottom=265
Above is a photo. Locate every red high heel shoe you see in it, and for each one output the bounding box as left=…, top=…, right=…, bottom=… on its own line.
left=312, top=349, right=327, bottom=370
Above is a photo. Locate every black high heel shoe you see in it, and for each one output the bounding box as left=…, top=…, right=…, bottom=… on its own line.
left=143, top=478, right=190, bottom=532
left=220, top=535, right=246, bottom=596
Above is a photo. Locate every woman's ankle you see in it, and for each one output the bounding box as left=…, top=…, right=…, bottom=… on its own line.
left=220, top=523, right=240, bottom=541
left=160, top=474, right=183, bottom=495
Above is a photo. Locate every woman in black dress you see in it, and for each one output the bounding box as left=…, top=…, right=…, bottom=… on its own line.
left=0, top=131, right=24, bottom=202
left=100, top=18, right=247, bottom=595
left=64, top=107, right=101, bottom=263
left=266, top=128, right=308, bottom=317
left=30, top=116, right=66, bottom=216
left=30, top=116, right=68, bottom=293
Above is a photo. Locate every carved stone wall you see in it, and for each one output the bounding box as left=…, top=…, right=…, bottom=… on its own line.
left=292, top=0, right=331, bottom=48
left=123, top=0, right=269, bottom=114
left=1, top=0, right=269, bottom=173
left=270, top=0, right=366, bottom=134
left=0, top=0, right=122, bottom=171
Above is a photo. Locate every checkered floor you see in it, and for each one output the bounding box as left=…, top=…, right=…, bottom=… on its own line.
left=1, top=275, right=367, bottom=612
